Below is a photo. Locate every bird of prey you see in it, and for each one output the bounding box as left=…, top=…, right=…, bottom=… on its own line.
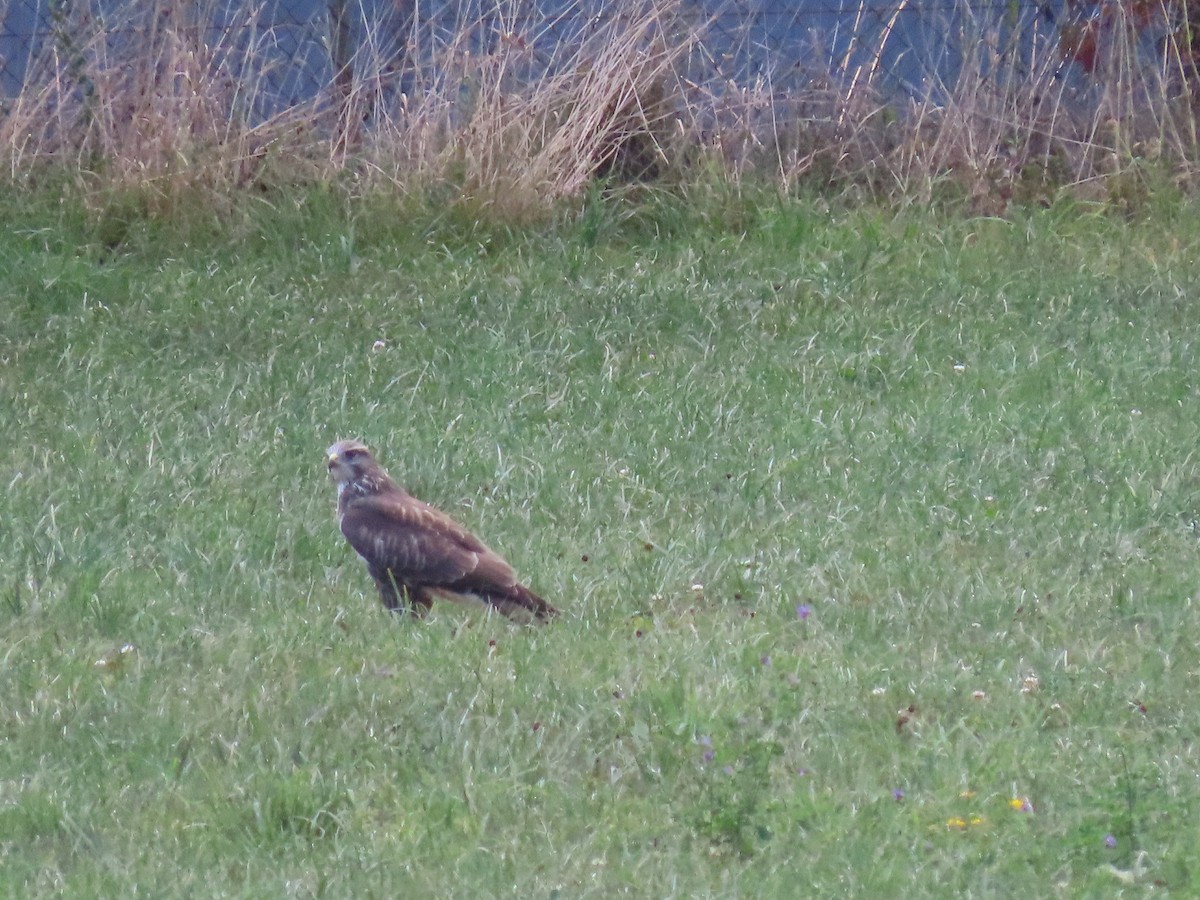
left=326, top=439, right=557, bottom=623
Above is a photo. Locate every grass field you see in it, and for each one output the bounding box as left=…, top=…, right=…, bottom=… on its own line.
left=3, top=186, right=1200, bottom=896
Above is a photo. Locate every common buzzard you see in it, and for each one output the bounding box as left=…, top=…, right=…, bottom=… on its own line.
left=326, top=439, right=557, bottom=623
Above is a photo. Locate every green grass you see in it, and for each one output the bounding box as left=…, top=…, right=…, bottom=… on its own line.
left=3, top=186, right=1200, bottom=895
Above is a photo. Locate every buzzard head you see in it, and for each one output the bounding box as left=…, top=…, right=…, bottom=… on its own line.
left=327, top=438, right=393, bottom=499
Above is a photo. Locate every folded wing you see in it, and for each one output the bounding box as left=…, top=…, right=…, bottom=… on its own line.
left=339, top=492, right=520, bottom=594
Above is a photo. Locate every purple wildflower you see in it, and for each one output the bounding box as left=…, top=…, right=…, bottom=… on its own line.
left=1105, top=834, right=1117, bottom=849
left=796, top=603, right=812, bottom=620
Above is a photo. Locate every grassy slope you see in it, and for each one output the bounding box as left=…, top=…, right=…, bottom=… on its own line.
left=2, top=188, right=1199, bottom=895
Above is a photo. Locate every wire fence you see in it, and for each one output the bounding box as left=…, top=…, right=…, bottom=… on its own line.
left=0, top=0, right=1186, bottom=121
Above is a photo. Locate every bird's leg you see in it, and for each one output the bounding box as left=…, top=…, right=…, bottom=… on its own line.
left=375, top=570, right=431, bottom=618
left=374, top=569, right=406, bottom=612
left=408, top=587, right=434, bottom=617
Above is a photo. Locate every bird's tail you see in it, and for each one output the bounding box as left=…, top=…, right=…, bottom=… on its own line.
left=490, top=583, right=558, bottom=624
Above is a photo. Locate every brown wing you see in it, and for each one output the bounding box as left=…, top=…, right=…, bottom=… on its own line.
left=339, top=491, right=518, bottom=592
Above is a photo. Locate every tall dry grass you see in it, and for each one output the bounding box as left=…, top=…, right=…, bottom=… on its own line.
left=691, top=0, right=1199, bottom=211
left=0, top=0, right=1196, bottom=219
left=1, top=0, right=304, bottom=203
left=358, top=1, right=696, bottom=221
left=0, top=0, right=698, bottom=221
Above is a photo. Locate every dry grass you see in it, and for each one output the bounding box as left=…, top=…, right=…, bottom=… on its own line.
left=360, top=1, right=695, bottom=221
left=692, top=0, right=1200, bottom=210
left=0, top=0, right=698, bottom=223
left=1, top=0, right=309, bottom=205
left=0, top=0, right=1197, bottom=218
